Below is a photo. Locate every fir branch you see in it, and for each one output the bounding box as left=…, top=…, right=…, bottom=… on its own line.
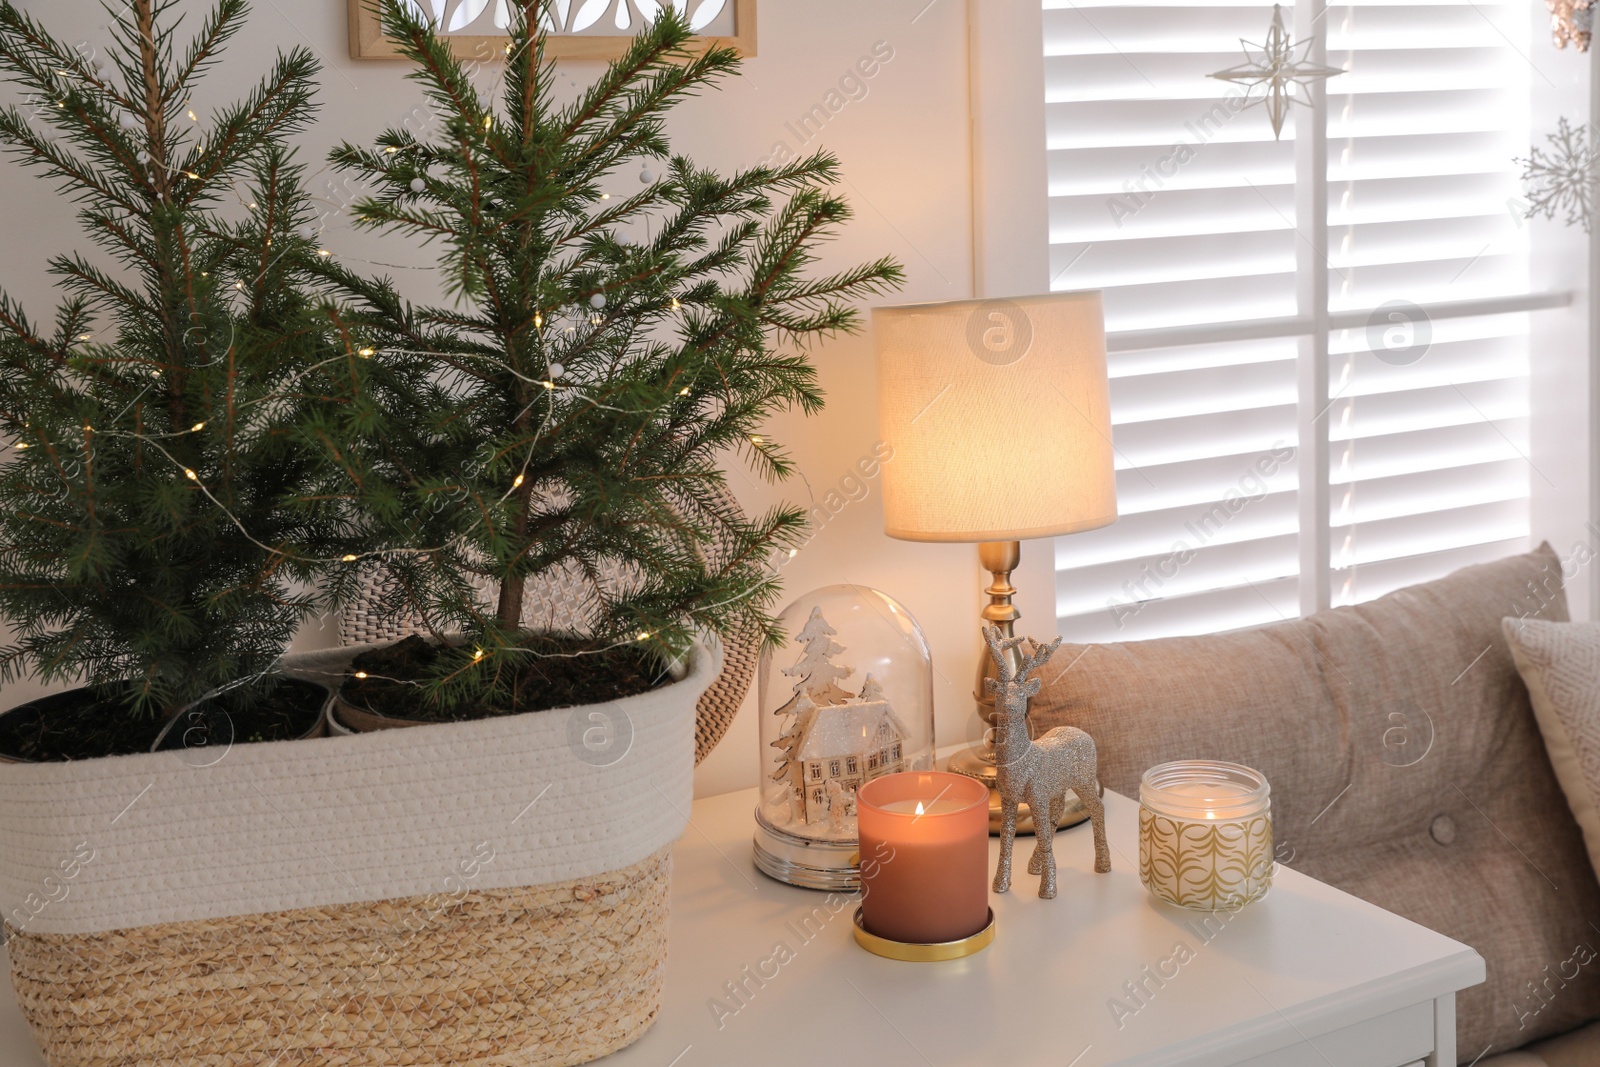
left=165, top=0, right=247, bottom=105
left=179, top=47, right=320, bottom=205
left=0, top=288, right=70, bottom=369
left=0, top=106, right=145, bottom=214
left=309, top=2, right=904, bottom=700
left=0, top=0, right=343, bottom=722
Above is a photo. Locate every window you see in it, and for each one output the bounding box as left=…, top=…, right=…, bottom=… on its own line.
left=846, top=756, right=858, bottom=773
left=810, top=763, right=821, bottom=780
left=829, top=759, right=841, bottom=777
left=1042, top=0, right=1552, bottom=642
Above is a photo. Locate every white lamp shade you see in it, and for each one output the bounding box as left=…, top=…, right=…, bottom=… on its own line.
left=874, top=291, right=1117, bottom=543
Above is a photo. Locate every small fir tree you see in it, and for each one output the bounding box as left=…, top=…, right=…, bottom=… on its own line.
left=769, top=607, right=855, bottom=804
left=0, top=0, right=338, bottom=723
left=769, top=690, right=814, bottom=803
left=312, top=0, right=902, bottom=711
left=779, top=608, right=854, bottom=706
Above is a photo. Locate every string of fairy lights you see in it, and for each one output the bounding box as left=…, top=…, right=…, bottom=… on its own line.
left=11, top=318, right=785, bottom=661
left=4, top=24, right=807, bottom=690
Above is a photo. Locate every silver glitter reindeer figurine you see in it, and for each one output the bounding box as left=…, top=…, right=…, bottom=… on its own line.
left=983, top=625, right=1110, bottom=898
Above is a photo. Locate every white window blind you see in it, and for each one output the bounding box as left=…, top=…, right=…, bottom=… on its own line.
left=1324, top=0, right=1531, bottom=605
left=1042, top=0, right=1538, bottom=643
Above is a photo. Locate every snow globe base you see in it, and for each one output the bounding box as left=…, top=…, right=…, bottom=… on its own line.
left=752, top=812, right=862, bottom=891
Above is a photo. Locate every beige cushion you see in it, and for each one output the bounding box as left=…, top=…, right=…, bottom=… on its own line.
left=1031, top=544, right=1600, bottom=1059
left=1504, top=619, right=1600, bottom=893
left=1486, top=1018, right=1600, bottom=1067
left=1531, top=1018, right=1600, bottom=1066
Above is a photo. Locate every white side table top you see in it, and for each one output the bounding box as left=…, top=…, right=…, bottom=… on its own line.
left=0, top=787, right=1483, bottom=1067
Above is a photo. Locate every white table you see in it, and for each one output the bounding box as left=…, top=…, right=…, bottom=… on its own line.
left=0, top=788, right=1484, bottom=1067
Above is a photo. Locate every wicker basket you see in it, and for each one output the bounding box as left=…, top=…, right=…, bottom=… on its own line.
left=0, top=644, right=714, bottom=1067
left=7, top=848, right=672, bottom=1066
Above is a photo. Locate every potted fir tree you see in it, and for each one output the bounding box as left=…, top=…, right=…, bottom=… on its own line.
left=0, top=3, right=402, bottom=1065
left=282, top=0, right=898, bottom=1062
left=314, top=2, right=901, bottom=729
left=0, top=1, right=901, bottom=1064
left=0, top=0, right=335, bottom=758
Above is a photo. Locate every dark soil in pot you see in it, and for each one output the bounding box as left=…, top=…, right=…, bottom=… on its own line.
left=340, top=632, right=671, bottom=726
left=0, top=684, right=165, bottom=762
left=0, top=678, right=326, bottom=762
left=151, top=677, right=327, bottom=755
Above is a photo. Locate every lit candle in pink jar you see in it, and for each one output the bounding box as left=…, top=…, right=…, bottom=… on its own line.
left=856, top=771, right=990, bottom=944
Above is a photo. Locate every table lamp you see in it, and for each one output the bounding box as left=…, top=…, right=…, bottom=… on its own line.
left=875, top=291, right=1117, bottom=833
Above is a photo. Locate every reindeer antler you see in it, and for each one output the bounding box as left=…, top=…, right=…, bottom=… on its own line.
left=982, top=625, right=1027, bottom=684
left=1016, top=635, right=1063, bottom=682
left=981, top=624, right=1062, bottom=686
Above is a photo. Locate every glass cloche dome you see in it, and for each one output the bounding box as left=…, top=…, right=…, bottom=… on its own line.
left=752, top=584, right=934, bottom=890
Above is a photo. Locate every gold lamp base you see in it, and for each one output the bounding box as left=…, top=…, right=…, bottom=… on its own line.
left=947, top=744, right=1093, bottom=834
left=959, top=539, right=1098, bottom=835
left=853, top=907, right=995, bottom=961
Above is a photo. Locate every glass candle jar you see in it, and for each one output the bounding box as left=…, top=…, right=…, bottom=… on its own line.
left=856, top=771, right=991, bottom=946
left=1139, top=760, right=1273, bottom=911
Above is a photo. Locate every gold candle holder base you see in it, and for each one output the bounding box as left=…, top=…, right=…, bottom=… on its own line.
left=851, top=906, right=995, bottom=962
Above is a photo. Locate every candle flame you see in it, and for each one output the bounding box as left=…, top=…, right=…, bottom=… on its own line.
left=915, top=801, right=925, bottom=816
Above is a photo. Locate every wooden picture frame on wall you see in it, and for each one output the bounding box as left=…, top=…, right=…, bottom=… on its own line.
left=348, top=0, right=757, bottom=61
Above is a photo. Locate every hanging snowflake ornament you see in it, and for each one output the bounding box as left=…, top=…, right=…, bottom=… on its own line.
left=1209, top=4, right=1343, bottom=140
left=1547, top=0, right=1594, bottom=50
left=1516, top=117, right=1598, bottom=232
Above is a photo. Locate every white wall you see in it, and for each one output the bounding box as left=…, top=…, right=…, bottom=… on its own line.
left=0, top=0, right=998, bottom=796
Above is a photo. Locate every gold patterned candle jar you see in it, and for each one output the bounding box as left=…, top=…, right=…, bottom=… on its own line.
left=1139, top=760, right=1273, bottom=910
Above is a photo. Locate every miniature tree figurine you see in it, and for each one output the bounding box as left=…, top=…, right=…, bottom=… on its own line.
left=770, top=690, right=815, bottom=806
left=769, top=607, right=855, bottom=806
left=782, top=608, right=855, bottom=706
left=310, top=0, right=903, bottom=714
left=0, top=0, right=339, bottom=734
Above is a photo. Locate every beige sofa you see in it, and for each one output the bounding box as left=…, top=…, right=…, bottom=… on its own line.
left=1033, top=544, right=1600, bottom=1065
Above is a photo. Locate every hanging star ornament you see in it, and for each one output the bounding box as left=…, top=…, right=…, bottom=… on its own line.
left=1209, top=4, right=1343, bottom=140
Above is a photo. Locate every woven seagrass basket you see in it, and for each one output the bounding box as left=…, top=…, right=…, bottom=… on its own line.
left=7, top=847, right=673, bottom=1067
left=0, top=643, right=717, bottom=1067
